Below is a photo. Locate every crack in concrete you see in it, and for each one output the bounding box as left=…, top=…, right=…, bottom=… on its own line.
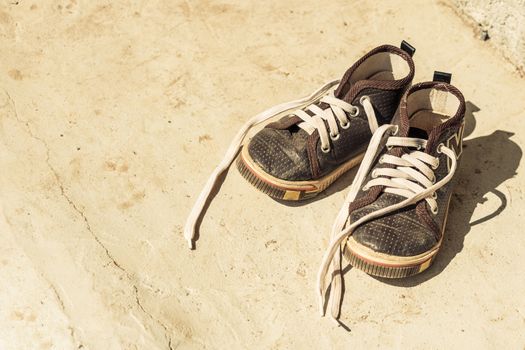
left=49, top=283, right=84, bottom=348
left=133, top=285, right=174, bottom=350
left=4, top=91, right=124, bottom=272
left=4, top=91, right=174, bottom=350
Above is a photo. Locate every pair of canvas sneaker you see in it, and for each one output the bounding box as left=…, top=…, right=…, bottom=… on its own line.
left=185, top=41, right=465, bottom=321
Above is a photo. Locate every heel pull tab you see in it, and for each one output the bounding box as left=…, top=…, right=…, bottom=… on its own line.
left=400, top=40, right=416, bottom=57
left=433, top=71, right=452, bottom=84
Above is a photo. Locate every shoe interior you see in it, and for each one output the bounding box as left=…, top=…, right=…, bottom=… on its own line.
left=349, top=52, right=411, bottom=83
left=407, top=88, right=462, bottom=134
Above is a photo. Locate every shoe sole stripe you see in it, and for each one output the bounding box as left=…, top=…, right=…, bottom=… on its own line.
left=344, top=245, right=436, bottom=278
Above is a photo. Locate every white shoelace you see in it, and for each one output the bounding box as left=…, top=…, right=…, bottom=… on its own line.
left=184, top=80, right=378, bottom=248
left=317, top=124, right=458, bottom=322
left=183, top=79, right=337, bottom=248
left=295, top=94, right=379, bottom=152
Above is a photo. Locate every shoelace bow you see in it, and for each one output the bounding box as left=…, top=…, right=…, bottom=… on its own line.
left=318, top=124, right=458, bottom=322
left=184, top=80, right=378, bottom=248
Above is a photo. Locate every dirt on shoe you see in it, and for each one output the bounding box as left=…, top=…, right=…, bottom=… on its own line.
left=237, top=43, right=416, bottom=201
left=318, top=75, right=465, bottom=320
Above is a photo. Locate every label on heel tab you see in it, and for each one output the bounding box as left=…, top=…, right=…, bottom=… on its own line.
left=400, top=40, right=416, bottom=57
left=433, top=71, right=452, bottom=84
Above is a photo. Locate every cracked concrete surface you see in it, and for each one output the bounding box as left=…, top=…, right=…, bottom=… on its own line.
left=0, top=0, right=524, bottom=349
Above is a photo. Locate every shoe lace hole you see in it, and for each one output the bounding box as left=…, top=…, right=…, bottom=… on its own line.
left=437, top=143, right=445, bottom=154
left=359, top=95, right=370, bottom=105
left=321, top=146, right=330, bottom=153
left=431, top=206, right=439, bottom=215
left=391, top=125, right=399, bottom=136
left=349, top=106, right=359, bottom=117
left=340, top=121, right=350, bottom=129
left=330, top=133, right=340, bottom=141
left=432, top=159, right=440, bottom=170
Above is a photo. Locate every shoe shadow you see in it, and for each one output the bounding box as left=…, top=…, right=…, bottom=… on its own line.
left=377, top=101, right=522, bottom=287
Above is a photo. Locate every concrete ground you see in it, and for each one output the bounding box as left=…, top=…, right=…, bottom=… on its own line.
left=0, top=1, right=524, bottom=349
left=451, top=0, right=525, bottom=72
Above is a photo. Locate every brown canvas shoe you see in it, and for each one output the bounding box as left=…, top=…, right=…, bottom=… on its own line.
left=318, top=73, right=465, bottom=319
left=185, top=42, right=415, bottom=248
left=236, top=42, right=415, bottom=201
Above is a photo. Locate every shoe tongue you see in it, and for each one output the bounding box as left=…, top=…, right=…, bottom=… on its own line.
left=407, top=127, right=428, bottom=140
left=390, top=93, right=411, bottom=138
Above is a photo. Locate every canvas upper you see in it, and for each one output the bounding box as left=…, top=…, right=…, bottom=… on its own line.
left=247, top=44, right=415, bottom=181
left=349, top=81, right=466, bottom=256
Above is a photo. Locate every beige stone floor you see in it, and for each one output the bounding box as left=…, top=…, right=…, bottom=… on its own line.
left=0, top=1, right=524, bottom=349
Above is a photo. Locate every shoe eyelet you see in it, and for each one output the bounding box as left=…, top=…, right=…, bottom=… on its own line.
left=340, top=120, right=350, bottom=129
left=378, top=155, right=385, bottom=164
left=362, top=185, right=369, bottom=191
left=330, top=133, right=340, bottom=141
left=371, top=169, right=378, bottom=178
left=431, top=206, right=439, bottom=215
left=359, top=95, right=370, bottom=106
left=431, top=192, right=438, bottom=200
left=437, top=143, right=445, bottom=154
left=321, top=145, right=331, bottom=153
left=431, top=159, right=440, bottom=170
left=431, top=175, right=436, bottom=184
left=349, top=106, right=360, bottom=117
left=390, top=125, right=399, bottom=136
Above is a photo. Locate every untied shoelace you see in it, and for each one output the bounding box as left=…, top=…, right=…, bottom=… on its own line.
left=184, top=80, right=379, bottom=248
left=317, top=123, right=458, bottom=322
